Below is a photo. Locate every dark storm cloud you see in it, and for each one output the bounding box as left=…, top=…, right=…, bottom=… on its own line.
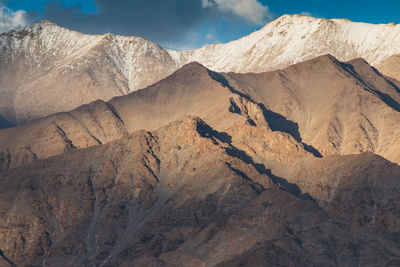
left=41, top=0, right=205, bottom=44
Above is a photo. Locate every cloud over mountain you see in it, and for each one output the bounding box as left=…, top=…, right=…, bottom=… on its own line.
left=40, top=0, right=204, bottom=44
left=36, top=0, right=273, bottom=47
left=202, top=0, right=272, bottom=25
left=0, top=2, right=29, bottom=33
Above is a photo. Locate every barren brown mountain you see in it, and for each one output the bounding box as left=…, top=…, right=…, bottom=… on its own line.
left=2, top=55, right=400, bottom=170
left=0, top=116, right=399, bottom=266
left=0, top=55, right=399, bottom=266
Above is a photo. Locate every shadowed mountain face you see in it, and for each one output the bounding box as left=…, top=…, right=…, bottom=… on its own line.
left=0, top=56, right=399, bottom=266
left=0, top=62, right=270, bottom=171
left=0, top=115, right=13, bottom=130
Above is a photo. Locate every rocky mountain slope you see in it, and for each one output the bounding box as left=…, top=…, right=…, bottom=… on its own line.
left=0, top=116, right=399, bottom=266
left=226, top=55, right=400, bottom=163
left=1, top=15, right=400, bottom=126
left=0, top=56, right=399, bottom=265
left=2, top=56, right=400, bottom=171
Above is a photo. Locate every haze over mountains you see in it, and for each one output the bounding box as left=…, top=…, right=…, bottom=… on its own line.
left=0, top=14, right=400, bottom=266
left=1, top=14, right=400, bottom=126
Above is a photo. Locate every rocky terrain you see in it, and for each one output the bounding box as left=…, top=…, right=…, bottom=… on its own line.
left=0, top=55, right=399, bottom=266
left=1, top=15, right=400, bottom=126
left=2, top=56, right=400, bottom=170
left=0, top=115, right=399, bottom=266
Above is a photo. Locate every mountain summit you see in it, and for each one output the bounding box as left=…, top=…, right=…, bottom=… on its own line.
left=0, top=20, right=178, bottom=124
left=175, top=14, right=400, bottom=73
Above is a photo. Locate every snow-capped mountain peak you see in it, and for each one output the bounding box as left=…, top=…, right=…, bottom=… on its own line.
left=175, top=14, right=400, bottom=72
left=0, top=20, right=178, bottom=124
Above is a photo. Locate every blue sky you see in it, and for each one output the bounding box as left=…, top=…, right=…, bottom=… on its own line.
left=6, top=0, right=98, bottom=14
left=2, top=0, right=400, bottom=50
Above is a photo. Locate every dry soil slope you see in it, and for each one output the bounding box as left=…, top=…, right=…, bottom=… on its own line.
left=376, top=54, right=400, bottom=81
left=0, top=116, right=398, bottom=266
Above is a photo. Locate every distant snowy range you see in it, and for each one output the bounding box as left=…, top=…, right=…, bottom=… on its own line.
left=1, top=14, right=400, bottom=126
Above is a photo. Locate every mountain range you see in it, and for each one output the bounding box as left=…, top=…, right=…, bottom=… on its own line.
left=0, top=14, right=400, bottom=266
left=1, top=14, right=400, bottom=126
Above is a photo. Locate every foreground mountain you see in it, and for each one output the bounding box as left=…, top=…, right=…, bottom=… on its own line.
left=0, top=116, right=399, bottom=266
left=1, top=15, right=400, bottom=126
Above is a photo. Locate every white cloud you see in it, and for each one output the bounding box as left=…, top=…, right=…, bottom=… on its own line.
left=202, top=0, right=272, bottom=25
left=0, top=3, right=29, bottom=34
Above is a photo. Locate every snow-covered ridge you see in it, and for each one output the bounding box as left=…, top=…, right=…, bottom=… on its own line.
left=173, top=14, right=400, bottom=72
left=0, top=19, right=177, bottom=91
left=0, top=20, right=179, bottom=124
left=3, top=15, right=400, bottom=86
